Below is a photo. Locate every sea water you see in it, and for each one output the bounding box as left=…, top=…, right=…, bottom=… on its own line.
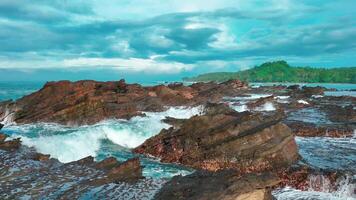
left=1, top=81, right=356, bottom=199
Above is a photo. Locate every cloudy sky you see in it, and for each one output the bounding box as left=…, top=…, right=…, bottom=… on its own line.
left=0, top=0, right=355, bottom=81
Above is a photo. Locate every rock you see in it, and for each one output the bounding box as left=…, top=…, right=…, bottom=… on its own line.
left=155, top=170, right=279, bottom=200
left=162, top=117, right=188, bottom=129
left=3, top=79, right=250, bottom=125
left=0, top=134, right=21, bottom=151
left=287, top=85, right=300, bottom=90
left=287, top=122, right=354, bottom=138
left=0, top=123, right=3, bottom=130
left=276, top=165, right=343, bottom=192
left=67, top=156, right=95, bottom=165
left=134, top=104, right=299, bottom=173
left=291, top=86, right=325, bottom=98
left=107, top=158, right=143, bottom=183
left=95, top=156, right=120, bottom=170
left=31, top=153, right=51, bottom=161
left=322, top=105, right=356, bottom=123
left=220, top=79, right=248, bottom=89
left=247, top=95, right=275, bottom=109
left=0, top=133, right=7, bottom=142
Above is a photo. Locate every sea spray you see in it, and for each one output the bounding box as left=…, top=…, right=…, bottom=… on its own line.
left=273, top=175, right=356, bottom=200
left=3, top=106, right=203, bottom=163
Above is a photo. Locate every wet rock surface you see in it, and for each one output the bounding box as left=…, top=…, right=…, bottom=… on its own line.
left=1, top=80, right=355, bottom=199
left=0, top=133, right=160, bottom=200
left=155, top=170, right=279, bottom=200
left=0, top=79, right=248, bottom=126
left=134, top=103, right=299, bottom=173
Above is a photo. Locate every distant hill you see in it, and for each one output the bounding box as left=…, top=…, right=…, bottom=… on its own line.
left=184, top=61, right=356, bottom=83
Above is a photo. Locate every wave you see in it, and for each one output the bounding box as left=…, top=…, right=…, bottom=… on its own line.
left=4, top=106, right=203, bottom=163
left=273, top=175, right=356, bottom=200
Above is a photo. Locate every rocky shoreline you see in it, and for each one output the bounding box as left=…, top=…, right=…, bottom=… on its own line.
left=0, top=79, right=355, bottom=199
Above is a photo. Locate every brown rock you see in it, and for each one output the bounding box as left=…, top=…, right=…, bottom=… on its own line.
left=287, top=122, right=354, bottom=138
left=247, top=95, right=275, bottom=109
left=134, top=104, right=299, bottom=173
left=95, top=157, right=120, bottom=170
left=31, top=153, right=50, bottom=161
left=0, top=133, right=7, bottom=142
left=0, top=136, right=21, bottom=151
left=107, top=158, right=143, bottom=183
left=155, top=170, right=279, bottom=200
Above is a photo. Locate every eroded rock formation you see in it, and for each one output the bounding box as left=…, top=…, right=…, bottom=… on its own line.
left=134, top=103, right=299, bottom=173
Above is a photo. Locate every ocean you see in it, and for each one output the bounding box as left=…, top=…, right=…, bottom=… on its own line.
left=0, top=81, right=355, bottom=199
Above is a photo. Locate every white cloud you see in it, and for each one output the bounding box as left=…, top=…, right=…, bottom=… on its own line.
left=63, top=57, right=194, bottom=74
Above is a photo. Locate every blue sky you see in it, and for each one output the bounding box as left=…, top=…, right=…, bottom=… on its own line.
left=0, top=0, right=355, bottom=81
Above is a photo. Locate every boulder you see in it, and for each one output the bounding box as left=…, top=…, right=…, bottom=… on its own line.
left=0, top=134, right=21, bottom=151
left=107, top=158, right=143, bottom=183
left=31, top=153, right=51, bottom=161
left=134, top=104, right=299, bottom=173
left=155, top=170, right=279, bottom=200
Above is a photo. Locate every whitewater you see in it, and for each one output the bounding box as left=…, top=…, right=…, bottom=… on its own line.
left=0, top=81, right=355, bottom=199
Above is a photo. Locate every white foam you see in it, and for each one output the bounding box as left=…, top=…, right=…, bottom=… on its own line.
left=0, top=109, right=16, bottom=126
left=6, top=106, right=203, bottom=163
left=275, top=96, right=290, bottom=100
left=256, top=102, right=276, bottom=111
left=232, top=105, right=248, bottom=112
left=273, top=175, right=356, bottom=200
left=298, top=100, right=309, bottom=105
left=312, top=95, right=324, bottom=98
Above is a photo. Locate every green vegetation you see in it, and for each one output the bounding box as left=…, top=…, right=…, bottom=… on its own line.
left=184, top=61, right=356, bottom=83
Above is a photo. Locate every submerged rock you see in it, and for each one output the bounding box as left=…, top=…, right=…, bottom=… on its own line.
left=155, top=170, right=279, bottom=200
left=134, top=103, right=299, bottom=173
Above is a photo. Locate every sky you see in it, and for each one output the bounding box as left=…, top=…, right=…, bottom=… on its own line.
left=0, top=0, right=355, bottom=82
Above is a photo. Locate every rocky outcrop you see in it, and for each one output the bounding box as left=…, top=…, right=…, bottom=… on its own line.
left=247, top=95, right=275, bottom=109
left=289, top=86, right=325, bottom=98
left=134, top=103, right=299, bottom=173
left=155, top=170, right=279, bottom=200
left=287, top=122, right=354, bottom=138
left=0, top=135, right=147, bottom=199
left=0, top=133, right=21, bottom=151
left=0, top=79, right=248, bottom=125
left=322, top=105, right=356, bottom=123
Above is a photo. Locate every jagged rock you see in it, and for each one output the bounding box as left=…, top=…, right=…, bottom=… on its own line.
left=68, top=156, right=95, bottom=165
left=155, top=170, right=279, bottom=200
left=95, top=156, right=120, bottom=170
left=31, top=153, right=51, bottom=161
left=247, top=95, right=275, bottom=109
left=107, top=158, right=143, bottom=183
left=276, top=165, right=344, bottom=192
left=291, top=86, right=325, bottom=98
left=322, top=105, right=356, bottom=123
left=162, top=117, right=188, bottom=129
left=0, top=79, right=249, bottom=125
left=287, top=121, right=354, bottom=138
left=0, top=133, right=21, bottom=151
left=134, top=104, right=299, bottom=173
